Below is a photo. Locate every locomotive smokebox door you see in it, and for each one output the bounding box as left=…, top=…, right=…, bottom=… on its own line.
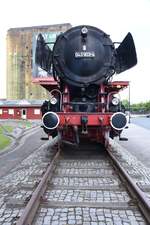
left=53, top=25, right=115, bottom=87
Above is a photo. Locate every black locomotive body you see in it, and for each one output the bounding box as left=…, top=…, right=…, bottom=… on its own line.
left=36, top=25, right=137, bottom=145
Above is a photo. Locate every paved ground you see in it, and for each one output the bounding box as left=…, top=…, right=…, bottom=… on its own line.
left=0, top=137, right=55, bottom=225
left=131, top=117, right=150, bottom=130
left=116, top=122, right=150, bottom=168
left=31, top=142, right=149, bottom=225
left=0, top=127, right=47, bottom=178
left=0, top=139, right=148, bottom=225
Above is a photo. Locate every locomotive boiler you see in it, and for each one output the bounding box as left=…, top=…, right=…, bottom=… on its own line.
left=35, top=25, right=137, bottom=146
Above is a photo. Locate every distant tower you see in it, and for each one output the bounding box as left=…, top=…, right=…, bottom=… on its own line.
left=6, top=23, right=71, bottom=100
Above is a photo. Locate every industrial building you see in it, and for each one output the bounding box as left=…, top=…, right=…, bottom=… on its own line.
left=6, top=23, right=71, bottom=100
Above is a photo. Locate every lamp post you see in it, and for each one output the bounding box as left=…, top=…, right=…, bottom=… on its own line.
left=128, top=81, right=131, bottom=123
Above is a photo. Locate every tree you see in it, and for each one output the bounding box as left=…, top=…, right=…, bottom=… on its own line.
left=122, top=100, right=150, bottom=113
left=122, top=99, right=129, bottom=110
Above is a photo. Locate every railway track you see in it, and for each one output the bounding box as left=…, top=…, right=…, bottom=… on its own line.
left=7, top=139, right=150, bottom=225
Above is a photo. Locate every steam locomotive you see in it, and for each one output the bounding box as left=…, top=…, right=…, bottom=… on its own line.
left=35, top=25, right=137, bottom=146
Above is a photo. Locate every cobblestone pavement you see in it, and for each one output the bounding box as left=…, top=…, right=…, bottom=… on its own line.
left=0, top=138, right=150, bottom=224
left=51, top=176, right=119, bottom=187
left=45, top=189, right=130, bottom=203
left=0, top=140, right=55, bottom=225
left=32, top=144, right=149, bottom=225
left=33, top=207, right=146, bottom=225
left=108, top=139, right=150, bottom=194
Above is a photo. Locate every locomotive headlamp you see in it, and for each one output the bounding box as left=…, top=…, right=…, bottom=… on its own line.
left=49, top=93, right=57, bottom=105
left=50, top=97, right=57, bottom=105
left=81, top=27, right=88, bottom=34
left=112, top=97, right=120, bottom=106
left=81, top=27, right=88, bottom=37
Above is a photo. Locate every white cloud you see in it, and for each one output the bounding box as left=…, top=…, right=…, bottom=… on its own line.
left=0, top=0, right=150, bottom=102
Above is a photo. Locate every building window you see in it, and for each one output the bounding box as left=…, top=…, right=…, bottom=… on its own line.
left=34, top=109, right=40, bottom=115
left=0, top=109, right=2, bottom=115
left=8, top=109, right=14, bottom=115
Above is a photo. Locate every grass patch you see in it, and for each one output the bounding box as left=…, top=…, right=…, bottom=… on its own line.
left=0, top=134, right=11, bottom=150
left=18, top=121, right=32, bottom=128
left=0, top=125, right=13, bottom=133
left=0, top=125, right=13, bottom=150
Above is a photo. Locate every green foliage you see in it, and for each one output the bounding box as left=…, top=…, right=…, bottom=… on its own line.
left=0, top=125, right=13, bottom=150
left=122, top=99, right=129, bottom=109
left=18, top=121, right=32, bottom=128
left=0, top=134, right=11, bottom=150
left=131, top=101, right=150, bottom=112
left=122, top=99, right=150, bottom=113
left=0, top=125, right=13, bottom=134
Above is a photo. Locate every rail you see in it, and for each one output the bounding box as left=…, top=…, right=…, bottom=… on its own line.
left=15, top=138, right=150, bottom=225
left=16, top=140, right=61, bottom=225
left=107, top=139, right=150, bottom=223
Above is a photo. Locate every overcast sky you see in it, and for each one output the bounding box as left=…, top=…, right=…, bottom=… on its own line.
left=0, top=0, right=150, bottom=103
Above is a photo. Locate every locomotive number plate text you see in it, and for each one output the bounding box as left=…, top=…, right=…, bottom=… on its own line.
left=75, top=51, right=95, bottom=58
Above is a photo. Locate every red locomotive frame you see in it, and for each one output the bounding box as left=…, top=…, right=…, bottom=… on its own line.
left=33, top=78, right=129, bottom=146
